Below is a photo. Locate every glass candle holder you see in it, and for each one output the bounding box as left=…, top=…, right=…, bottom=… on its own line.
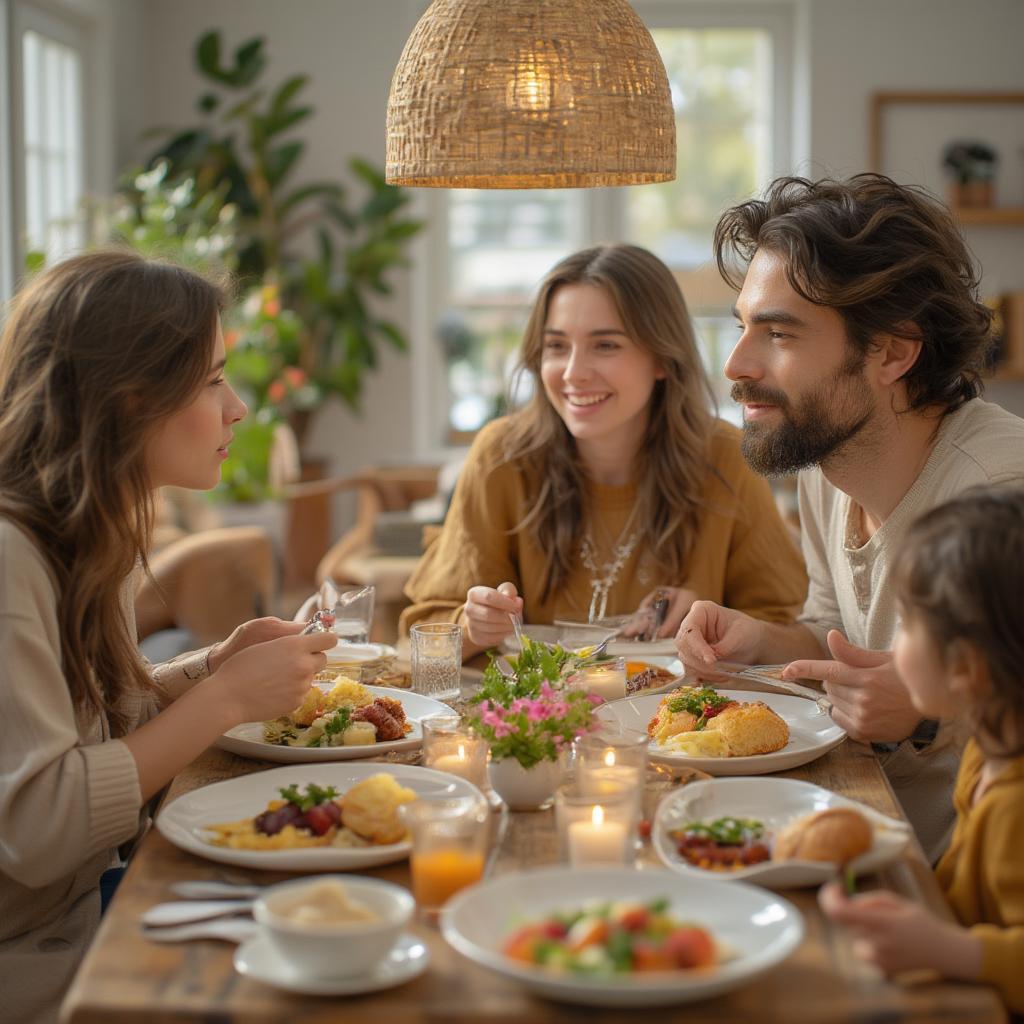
left=577, top=726, right=649, bottom=824
left=422, top=716, right=489, bottom=792
left=401, top=795, right=490, bottom=922
left=555, top=778, right=635, bottom=867
left=574, top=656, right=628, bottom=702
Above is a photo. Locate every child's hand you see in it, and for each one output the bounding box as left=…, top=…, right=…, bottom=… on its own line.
left=214, top=631, right=336, bottom=724
left=819, top=881, right=983, bottom=980
left=208, top=616, right=305, bottom=674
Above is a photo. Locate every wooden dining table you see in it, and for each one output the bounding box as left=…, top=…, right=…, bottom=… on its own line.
left=60, top=680, right=1007, bottom=1024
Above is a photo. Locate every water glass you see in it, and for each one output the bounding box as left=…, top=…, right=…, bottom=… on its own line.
left=401, top=796, right=489, bottom=921
left=329, top=582, right=375, bottom=644
left=410, top=623, right=462, bottom=700
left=422, top=715, right=489, bottom=791
left=555, top=777, right=635, bottom=867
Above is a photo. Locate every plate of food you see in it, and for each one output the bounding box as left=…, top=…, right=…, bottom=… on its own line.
left=156, top=762, right=484, bottom=871
left=624, top=659, right=683, bottom=696
left=441, top=866, right=803, bottom=1007
left=652, top=777, right=913, bottom=888
left=596, top=686, right=846, bottom=775
left=216, top=678, right=453, bottom=763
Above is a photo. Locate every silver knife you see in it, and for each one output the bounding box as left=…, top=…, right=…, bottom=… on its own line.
left=691, top=661, right=833, bottom=713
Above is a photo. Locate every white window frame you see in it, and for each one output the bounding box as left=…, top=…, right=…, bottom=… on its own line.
left=3, top=0, right=97, bottom=295
left=407, top=1, right=802, bottom=458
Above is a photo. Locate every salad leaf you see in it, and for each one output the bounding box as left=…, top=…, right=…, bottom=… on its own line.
left=278, top=782, right=340, bottom=811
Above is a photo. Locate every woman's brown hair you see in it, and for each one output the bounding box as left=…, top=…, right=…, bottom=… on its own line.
left=894, top=485, right=1024, bottom=758
left=503, top=243, right=717, bottom=601
left=714, top=173, right=994, bottom=414
left=0, top=249, right=228, bottom=731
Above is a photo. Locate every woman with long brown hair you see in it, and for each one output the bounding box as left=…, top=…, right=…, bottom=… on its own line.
left=0, top=250, right=336, bottom=1023
left=402, top=243, right=807, bottom=660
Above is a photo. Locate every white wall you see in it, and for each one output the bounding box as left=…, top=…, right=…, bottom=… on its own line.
left=117, top=0, right=1024, bottom=498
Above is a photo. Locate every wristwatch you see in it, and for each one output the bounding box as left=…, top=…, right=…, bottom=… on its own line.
left=909, top=718, right=940, bottom=750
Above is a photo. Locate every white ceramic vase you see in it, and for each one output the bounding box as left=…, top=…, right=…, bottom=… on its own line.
left=487, top=756, right=562, bottom=811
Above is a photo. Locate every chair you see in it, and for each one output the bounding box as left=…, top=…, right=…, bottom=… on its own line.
left=281, top=464, right=442, bottom=640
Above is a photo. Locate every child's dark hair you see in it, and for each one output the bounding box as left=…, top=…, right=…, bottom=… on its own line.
left=895, top=485, right=1024, bottom=757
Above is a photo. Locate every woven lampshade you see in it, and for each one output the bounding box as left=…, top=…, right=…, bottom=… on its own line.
left=386, top=0, right=676, bottom=188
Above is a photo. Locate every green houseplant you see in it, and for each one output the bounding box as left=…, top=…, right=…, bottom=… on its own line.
left=127, top=30, right=423, bottom=497
left=942, top=141, right=998, bottom=209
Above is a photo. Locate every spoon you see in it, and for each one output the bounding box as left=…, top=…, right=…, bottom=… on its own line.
left=141, top=918, right=258, bottom=944
left=142, top=898, right=253, bottom=927
left=169, top=880, right=265, bottom=900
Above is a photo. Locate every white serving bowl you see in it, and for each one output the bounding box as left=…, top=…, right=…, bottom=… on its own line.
left=253, top=875, right=414, bottom=979
left=441, top=866, right=803, bottom=1007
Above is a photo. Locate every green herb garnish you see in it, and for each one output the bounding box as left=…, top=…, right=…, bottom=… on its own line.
left=278, top=782, right=340, bottom=811
left=681, top=816, right=764, bottom=845
left=666, top=687, right=733, bottom=729
left=323, top=707, right=352, bottom=739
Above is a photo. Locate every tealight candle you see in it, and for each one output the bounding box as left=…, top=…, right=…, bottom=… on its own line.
left=422, top=717, right=489, bottom=791
left=431, top=742, right=488, bottom=788
left=567, top=805, right=629, bottom=866
left=579, top=657, right=627, bottom=702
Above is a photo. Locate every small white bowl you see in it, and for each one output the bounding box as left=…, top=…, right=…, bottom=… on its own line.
left=253, top=875, right=414, bottom=979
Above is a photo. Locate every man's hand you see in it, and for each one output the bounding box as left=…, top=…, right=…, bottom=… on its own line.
left=674, top=601, right=766, bottom=674
left=819, top=882, right=982, bottom=980
left=784, top=631, right=920, bottom=743
left=208, top=617, right=305, bottom=675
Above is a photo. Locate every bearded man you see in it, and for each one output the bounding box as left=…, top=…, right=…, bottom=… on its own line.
left=676, top=173, right=1024, bottom=861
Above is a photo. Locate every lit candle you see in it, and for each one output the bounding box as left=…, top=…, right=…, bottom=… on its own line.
left=430, top=742, right=488, bottom=788
left=410, top=847, right=485, bottom=908
left=580, top=664, right=627, bottom=702
left=567, top=805, right=629, bottom=866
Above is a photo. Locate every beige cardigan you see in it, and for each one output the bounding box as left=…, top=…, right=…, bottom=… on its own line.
left=0, top=519, right=209, bottom=1024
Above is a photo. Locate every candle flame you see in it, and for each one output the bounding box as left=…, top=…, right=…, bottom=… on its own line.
left=457, top=743, right=466, bottom=760
left=592, top=805, right=605, bottom=827
left=603, top=750, right=616, bottom=767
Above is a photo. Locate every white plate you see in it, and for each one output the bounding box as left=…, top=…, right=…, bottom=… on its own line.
left=156, top=762, right=484, bottom=871
left=596, top=690, right=846, bottom=775
left=217, top=686, right=453, bottom=763
left=441, top=866, right=803, bottom=1007
left=325, top=641, right=397, bottom=666
left=500, top=624, right=678, bottom=658
left=653, top=777, right=913, bottom=888
left=234, top=932, right=428, bottom=994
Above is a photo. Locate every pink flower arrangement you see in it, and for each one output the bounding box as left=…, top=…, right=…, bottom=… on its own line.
left=467, top=680, right=604, bottom=770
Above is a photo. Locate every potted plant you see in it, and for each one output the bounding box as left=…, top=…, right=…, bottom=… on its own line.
left=128, top=29, right=423, bottom=476
left=465, top=639, right=603, bottom=810
left=942, top=141, right=998, bottom=209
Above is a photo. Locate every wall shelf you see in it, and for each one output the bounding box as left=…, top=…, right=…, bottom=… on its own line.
left=954, top=207, right=1024, bottom=226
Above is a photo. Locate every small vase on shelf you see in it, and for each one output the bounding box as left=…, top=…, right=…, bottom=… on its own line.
left=487, top=757, right=562, bottom=811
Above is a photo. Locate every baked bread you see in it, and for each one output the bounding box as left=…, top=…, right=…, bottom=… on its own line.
left=773, top=807, right=873, bottom=863
left=704, top=701, right=789, bottom=756
left=341, top=773, right=417, bottom=844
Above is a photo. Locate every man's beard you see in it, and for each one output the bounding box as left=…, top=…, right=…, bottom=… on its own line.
left=732, top=355, right=874, bottom=477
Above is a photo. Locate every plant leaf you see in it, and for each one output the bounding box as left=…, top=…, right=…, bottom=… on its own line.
left=277, top=182, right=343, bottom=218
left=196, top=31, right=228, bottom=83
left=198, top=92, right=220, bottom=114
left=271, top=74, right=309, bottom=115
left=375, top=320, right=408, bottom=351
left=233, top=38, right=266, bottom=87
left=264, top=142, right=303, bottom=189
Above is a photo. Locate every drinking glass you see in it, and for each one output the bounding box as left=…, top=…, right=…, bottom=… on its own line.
left=401, top=796, right=489, bottom=921
left=410, top=623, right=462, bottom=700
left=326, top=582, right=375, bottom=644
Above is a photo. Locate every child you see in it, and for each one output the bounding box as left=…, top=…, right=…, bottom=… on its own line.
left=820, top=485, right=1024, bottom=1014
left=0, top=251, right=337, bottom=1023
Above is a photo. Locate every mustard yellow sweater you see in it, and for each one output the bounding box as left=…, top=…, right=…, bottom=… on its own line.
left=935, top=739, right=1024, bottom=1014
left=402, top=416, right=807, bottom=634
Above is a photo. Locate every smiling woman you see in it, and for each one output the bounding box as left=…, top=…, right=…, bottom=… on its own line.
left=401, top=243, right=808, bottom=661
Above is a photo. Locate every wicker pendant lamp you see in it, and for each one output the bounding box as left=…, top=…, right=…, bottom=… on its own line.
left=386, top=0, right=676, bottom=188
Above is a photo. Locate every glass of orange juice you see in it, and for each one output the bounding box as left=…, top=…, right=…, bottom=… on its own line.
left=401, top=796, right=489, bottom=922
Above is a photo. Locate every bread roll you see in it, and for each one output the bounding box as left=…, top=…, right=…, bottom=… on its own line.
left=704, top=701, right=789, bottom=756
left=772, top=807, right=873, bottom=863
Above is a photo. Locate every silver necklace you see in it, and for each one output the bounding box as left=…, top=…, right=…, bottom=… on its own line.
left=580, top=513, right=639, bottom=623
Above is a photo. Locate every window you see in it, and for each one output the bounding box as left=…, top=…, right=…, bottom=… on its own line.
left=21, top=27, right=85, bottom=262
left=414, top=3, right=797, bottom=450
